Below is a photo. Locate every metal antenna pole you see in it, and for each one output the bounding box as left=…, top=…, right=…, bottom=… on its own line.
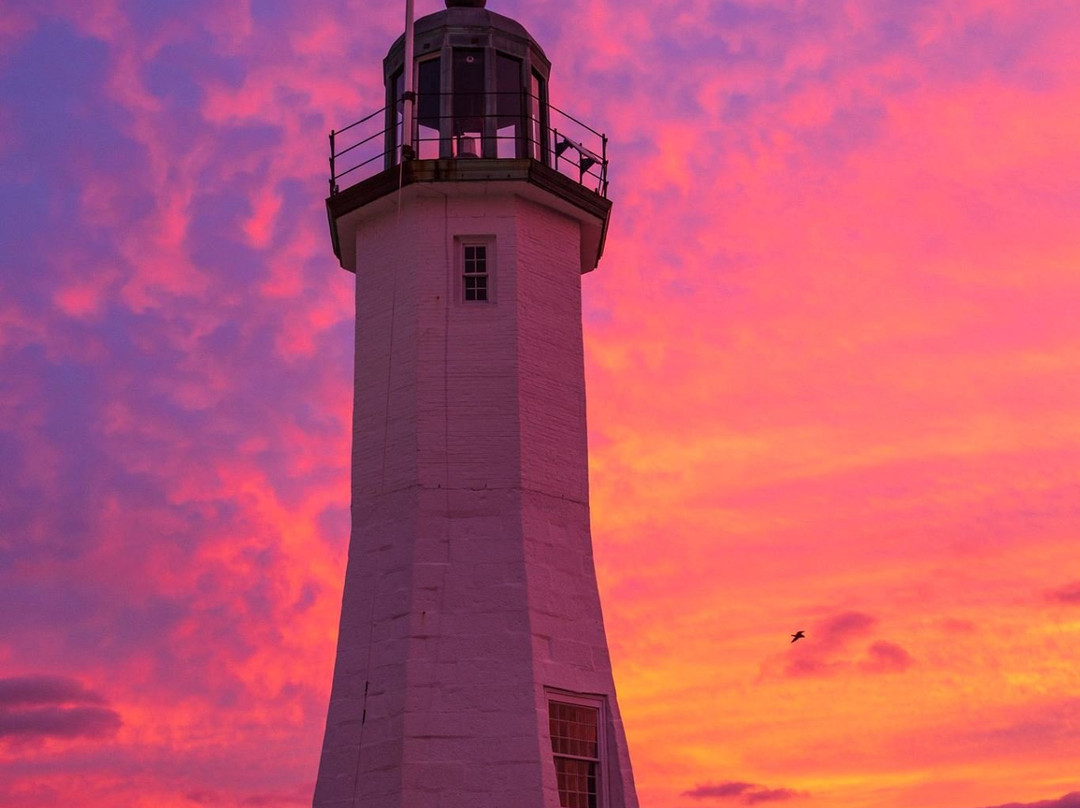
left=402, top=0, right=416, bottom=160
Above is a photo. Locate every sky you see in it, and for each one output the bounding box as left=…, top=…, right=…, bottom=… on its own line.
left=2, top=0, right=1079, bottom=806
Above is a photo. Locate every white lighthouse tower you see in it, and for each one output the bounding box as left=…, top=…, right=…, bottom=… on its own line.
left=314, top=2, right=637, bottom=806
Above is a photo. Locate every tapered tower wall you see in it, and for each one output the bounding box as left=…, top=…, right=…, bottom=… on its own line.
left=515, top=200, right=637, bottom=808
left=315, top=184, right=636, bottom=807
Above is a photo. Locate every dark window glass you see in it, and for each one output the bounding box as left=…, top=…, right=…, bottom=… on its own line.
left=388, top=69, right=404, bottom=165
left=496, top=53, right=523, bottom=158
left=416, top=58, right=441, bottom=158
left=529, top=70, right=548, bottom=163
left=453, top=49, right=485, bottom=156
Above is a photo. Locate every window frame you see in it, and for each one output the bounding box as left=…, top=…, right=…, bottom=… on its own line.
left=386, top=67, right=404, bottom=168
left=530, top=68, right=550, bottom=165
left=546, top=689, right=608, bottom=808
left=455, top=236, right=495, bottom=304
left=415, top=55, right=443, bottom=160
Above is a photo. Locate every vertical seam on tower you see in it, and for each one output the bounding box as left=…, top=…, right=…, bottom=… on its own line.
left=401, top=186, right=453, bottom=796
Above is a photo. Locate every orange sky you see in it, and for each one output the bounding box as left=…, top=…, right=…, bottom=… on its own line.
left=2, top=1, right=1079, bottom=807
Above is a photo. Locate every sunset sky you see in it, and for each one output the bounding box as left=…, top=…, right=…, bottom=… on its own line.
left=2, top=1, right=1080, bottom=806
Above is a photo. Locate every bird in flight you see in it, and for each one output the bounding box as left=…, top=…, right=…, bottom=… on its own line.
left=790, top=631, right=805, bottom=643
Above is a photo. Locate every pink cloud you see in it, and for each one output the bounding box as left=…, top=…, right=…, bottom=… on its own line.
left=53, top=283, right=105, bottom=318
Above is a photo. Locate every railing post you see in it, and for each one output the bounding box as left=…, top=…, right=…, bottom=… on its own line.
left=401, top=91, right=416, bottom=160
left=602, top=133, right=609, bottom=197
left=326, top=101, right=607, bottom=197
left=329, top=130, right=336, bottom=195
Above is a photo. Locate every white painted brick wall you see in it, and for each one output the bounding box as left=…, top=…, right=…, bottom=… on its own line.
left=314, top=183, right=637, bottom=808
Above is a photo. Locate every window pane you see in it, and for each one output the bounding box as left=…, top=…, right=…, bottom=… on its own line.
left=529, top=70, right=548, bottom=163
left=388, top=69, right=404, bottom=165
left=417, top=58, right=441, bottom=159
left=496, top=53, right=522, bottom=158
left=453, top=49, right=484, bottom=156
left=554, top=757, right=597, bottom=808
left=550, top=702, right=599, bottom=758
left=462, top=244, right=488, bottom=302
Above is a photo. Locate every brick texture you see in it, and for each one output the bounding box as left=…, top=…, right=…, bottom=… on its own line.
left=313, top=183, right=638, bottom=808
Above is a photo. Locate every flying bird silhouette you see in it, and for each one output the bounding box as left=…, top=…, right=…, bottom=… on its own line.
left=790, top=631, right=805, bottom=643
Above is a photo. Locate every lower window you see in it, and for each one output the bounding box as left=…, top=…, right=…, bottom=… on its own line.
left=549, top=697, right=602, bottom=808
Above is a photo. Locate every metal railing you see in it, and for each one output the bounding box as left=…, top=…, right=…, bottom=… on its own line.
left=329, top=91, right=609, bottom=198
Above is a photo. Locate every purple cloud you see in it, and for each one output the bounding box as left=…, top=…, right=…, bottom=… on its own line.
left=966, top=793, right=1080, bottom=808
left=682, top=781, right=804, bottom=803
left=747, top=789, right=801, bottom=804
left=683, top=782, right=757, bottom=799
left=0, top=705, right=121, bottom=739
left=0, top=675, right=120, bottom=741
left=859, top=641, right=915, bottom=674
left=776, top=611, right=913, bottom=678
left=0, top=674, right=106, bottom=707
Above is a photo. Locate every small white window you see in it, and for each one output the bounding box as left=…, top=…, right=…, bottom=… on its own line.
left=548, top=693, right=606, bottom=808
left=460, top=241, right=490, bottom=302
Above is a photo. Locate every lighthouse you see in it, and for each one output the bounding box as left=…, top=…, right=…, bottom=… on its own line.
left=314, top=2, right=637, bottom=806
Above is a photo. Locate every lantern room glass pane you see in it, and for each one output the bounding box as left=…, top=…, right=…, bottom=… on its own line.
left=529, top=69, right=548, bottom=164
left=416, top=57, right=442, bottom=159
left=496, top=53, right=523, bottom=158
left=388, top=68, right=404, bottom=166
left=453, top=48, right=485, bottom=157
